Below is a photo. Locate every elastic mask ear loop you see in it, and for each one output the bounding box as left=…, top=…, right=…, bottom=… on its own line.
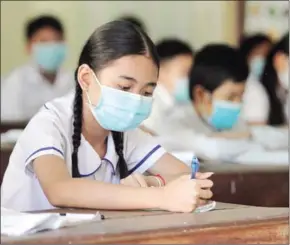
left=85, top=71, right=102, bottom=106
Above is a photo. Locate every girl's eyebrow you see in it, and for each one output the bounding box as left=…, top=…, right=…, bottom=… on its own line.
left=119, top=75, right=138, bottom=83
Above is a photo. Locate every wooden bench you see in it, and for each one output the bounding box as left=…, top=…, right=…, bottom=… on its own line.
left=1, top=203, right=288, bottom=244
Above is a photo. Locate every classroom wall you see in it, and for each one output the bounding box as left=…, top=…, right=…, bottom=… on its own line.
left=1, top=1, right=238, bottom=75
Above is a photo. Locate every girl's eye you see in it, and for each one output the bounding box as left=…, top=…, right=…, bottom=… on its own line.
left=119, top=85, right=131, bottom=91
left=143, top=92, right=153, bottom=97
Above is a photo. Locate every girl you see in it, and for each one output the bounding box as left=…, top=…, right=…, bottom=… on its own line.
left=1, top=21, right=213, bottom=212
left=242, top=33, right=289, bottom=126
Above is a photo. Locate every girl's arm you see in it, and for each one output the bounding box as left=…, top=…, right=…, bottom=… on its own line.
left=146, top=153, right=193, bottom=183
left=33, top=155, right=213, bottom=212
left=33, top=155, right=163, bottom=210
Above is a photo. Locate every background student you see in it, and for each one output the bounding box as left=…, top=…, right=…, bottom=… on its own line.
left=242, top=33, right=289, bottom=126
left=1, top=15, right=73, bottom=123
left=155, top=44, right=288, bottom=163
left=239, top=33, right=273, bottom=79
left=142, top=39, right=194, bottom=135
left=1, top=20, right=213, bottom=212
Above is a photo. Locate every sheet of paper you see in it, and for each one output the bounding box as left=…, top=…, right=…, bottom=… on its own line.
left=1, top=207, right=102, bottom=236
left=144, top=201, right=216, bottom=213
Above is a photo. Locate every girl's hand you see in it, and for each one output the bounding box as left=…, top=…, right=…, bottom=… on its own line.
left=120, top=173, right=148, bottom=187
left=159, top=175, right=213, bottom=213
left=195, top=172, right=214, bottom=206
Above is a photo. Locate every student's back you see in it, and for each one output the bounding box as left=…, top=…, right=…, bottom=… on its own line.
left=1, top=15, right=73, bottom=122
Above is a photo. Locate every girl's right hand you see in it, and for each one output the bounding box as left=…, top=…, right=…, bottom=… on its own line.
left=159, top=175, right=213, bottom=213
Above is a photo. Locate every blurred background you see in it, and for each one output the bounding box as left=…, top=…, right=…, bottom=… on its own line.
left=1, top=1, right=288, bottom=74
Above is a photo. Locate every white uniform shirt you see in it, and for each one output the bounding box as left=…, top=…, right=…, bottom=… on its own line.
left=156, top=103, right=288, bottom=164
left=1, top=92, right=166, bottom=212
left=242, top=76, right=288, bottom=123
left=155, top=104, right=254, bottom=160
left=1, top=63, right=74, bottom=122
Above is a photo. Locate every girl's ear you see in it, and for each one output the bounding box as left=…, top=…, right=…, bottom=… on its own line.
left=77, top=64, right=93, bottom=91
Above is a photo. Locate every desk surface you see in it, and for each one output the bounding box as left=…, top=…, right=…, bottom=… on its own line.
left=2, top=203, right=289, bottom=244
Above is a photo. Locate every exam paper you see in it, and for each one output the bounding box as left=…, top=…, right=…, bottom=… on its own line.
left=1, top=207, right=102, bottom=236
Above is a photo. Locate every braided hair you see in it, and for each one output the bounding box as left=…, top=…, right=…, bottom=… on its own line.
left=71, top=20, right=159, bottom=178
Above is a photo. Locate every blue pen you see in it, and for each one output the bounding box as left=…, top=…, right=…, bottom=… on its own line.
left=191, top=156, right=200, bottom=179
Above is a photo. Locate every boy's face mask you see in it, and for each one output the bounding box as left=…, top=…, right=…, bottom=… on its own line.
left=196, top=83, right=243, bottom=130
left=249, top=56, right=266, bottom=79
left=172, top=77, right=190, bottom=103
left=32, top=42, right=67, bottom=72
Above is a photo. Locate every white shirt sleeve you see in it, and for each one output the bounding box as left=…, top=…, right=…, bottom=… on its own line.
left=242, top=78, right=269, bottom=123
left=1, top=70, right=25, bottom=122
left=124, top=129, right=166, bottom=174
left=157, top=128, right=263, bottom=162
left=16, top=110, right=65, bottom=177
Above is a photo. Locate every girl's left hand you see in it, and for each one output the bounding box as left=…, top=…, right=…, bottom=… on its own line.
left=120, top=173, right=148, bottom=187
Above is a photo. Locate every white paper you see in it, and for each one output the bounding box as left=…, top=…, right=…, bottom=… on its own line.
left=1, top=207, right=102, bottom=236
left=194, top=201, right=216, bottom=213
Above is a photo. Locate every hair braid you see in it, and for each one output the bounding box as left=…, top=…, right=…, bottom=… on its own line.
left=71, top=71, right=83, bottom=178
left=112, top=131, right=128, bottom=179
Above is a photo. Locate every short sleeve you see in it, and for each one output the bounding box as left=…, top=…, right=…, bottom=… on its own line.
left=20, top=110, right=65, bottom=176
left=124, top=129, right=166, bottom=174
left=242, top=79, right=269, bottom=123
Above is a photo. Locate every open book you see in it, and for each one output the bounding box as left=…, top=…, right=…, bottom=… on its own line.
left=1, top=207, right=102, bottom=236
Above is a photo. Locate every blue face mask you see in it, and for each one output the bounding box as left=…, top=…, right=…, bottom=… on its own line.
left=208, top=100, right=241, bottom=130
left=173, top=77, right=190, bottom=103
left=32, top=42, right=67, bottom=72
left=249, top=56, right=265, bottom=79
left=86, top=72, right=153, bottom=132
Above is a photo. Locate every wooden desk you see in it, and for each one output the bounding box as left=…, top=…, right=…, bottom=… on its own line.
left=1, top=203, right=289, bottom=244
left=201, top=162, right=289, bottom=207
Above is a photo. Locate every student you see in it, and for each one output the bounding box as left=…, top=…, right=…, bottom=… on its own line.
left=154, top=44, right=257, bottom=159
left=242, top=33, right=289, bottom=125
left=1, top=21, right=213, bottom=212
left=1, top=15, right=73, bottom=122
left=240, top=33, right=272, bottom=79
left=142, top=39, right=194, bottom=135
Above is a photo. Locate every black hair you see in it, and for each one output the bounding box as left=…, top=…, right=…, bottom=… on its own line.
left=239, top=33, right=272, bottom=60
left=118, top=15, right=146, bottom=32
left=25, top=15, right=64, bottom=40
left=72, top=20, right=159, bottom=178
left=189, top=44, right=249, bottom=100
left=260, top=33, right=289, bottom=126
left=156, top=39, right=194, bottom=63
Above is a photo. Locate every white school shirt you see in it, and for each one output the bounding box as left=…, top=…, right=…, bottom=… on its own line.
left=154, top=104, right=264, bottom=160
left=1, top=92, right=166, bottom=212
left=142, top=84, right=190, bottom=135
left=1, top=63, right=74, bottom=122
left=156, top=104, right=288, bottom=164
left=242, top=76, right=288, bottom=123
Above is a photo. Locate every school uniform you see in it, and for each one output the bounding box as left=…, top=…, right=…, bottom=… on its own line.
left=242, top=75, right=288, bottom=123
left=155, top=102, right=288, bottom=164
left=1, top=63, right=74, bottom=122
left=1, top=92, right=166, bottom=212
left=142, top=84, right=189, bottom=135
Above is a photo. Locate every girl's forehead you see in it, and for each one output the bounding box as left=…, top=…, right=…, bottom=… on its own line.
left=99, top=55, right=158, bottom=83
